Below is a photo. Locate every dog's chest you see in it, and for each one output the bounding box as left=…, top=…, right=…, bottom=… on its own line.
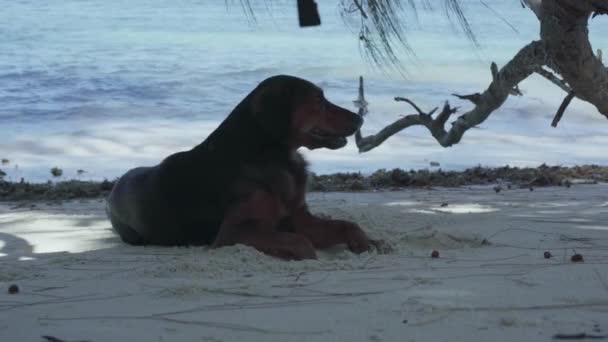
left=234, top=153, right=308, bottom=211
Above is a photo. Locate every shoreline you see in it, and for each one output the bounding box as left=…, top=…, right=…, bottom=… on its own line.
left=1, top=164, right=608, bottom=202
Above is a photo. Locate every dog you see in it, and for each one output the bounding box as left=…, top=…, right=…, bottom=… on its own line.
left=106, top=75, right=385, bottom=260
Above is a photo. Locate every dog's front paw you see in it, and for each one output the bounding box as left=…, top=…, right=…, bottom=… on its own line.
left=369, top=239, right=394, bottom=254
left=342, top=224, right=393, bottom=255
left=341, top=223, right=372, bottom=254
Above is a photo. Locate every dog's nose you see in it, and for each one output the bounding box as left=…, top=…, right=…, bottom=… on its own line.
left=326, top=100, right=364, bottom=131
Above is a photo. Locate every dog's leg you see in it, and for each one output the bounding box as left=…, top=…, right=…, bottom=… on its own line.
left=289, top=206, right=390, bottom=254
left=211, top=189, right=317, bottom=260
left=213, top=229, right=317, bottom=260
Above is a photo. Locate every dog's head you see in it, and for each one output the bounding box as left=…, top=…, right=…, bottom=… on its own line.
left=250, top=75, right=363, bottom=150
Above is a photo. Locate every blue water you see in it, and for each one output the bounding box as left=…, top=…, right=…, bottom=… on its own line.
left=1, top=0, right=607, bottom=182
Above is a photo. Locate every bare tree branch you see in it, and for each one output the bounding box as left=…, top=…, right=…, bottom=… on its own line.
left=354, top=76, right=369, bottom=144
left=534, top=67, right=571, bottom=93
left=356, top=40, right=546, bottom=151
left=356, top=0, right=608, bottom=152
left=353, top=76, right=368, bottom=116
left=394, top=97, right=437, bottom=116
left=452, top=93, right=482, bottom=105
left=521, top=0, right=542, bottom=19
left=551, top=91, right=576, bottom=127
left=356, top=101, right=457, bottom=153
left=541, top=0, right=608, bottom=117
left=230, top=1, right=608, bottom=155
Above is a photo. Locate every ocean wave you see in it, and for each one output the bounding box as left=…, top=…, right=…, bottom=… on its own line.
left=1, top=0, right=607, bottom=182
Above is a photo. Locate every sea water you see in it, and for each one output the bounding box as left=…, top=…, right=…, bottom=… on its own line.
left=1, top=0, right=607, bottom=182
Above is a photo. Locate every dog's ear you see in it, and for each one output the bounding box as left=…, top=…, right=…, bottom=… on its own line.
left=250, top=78, right=295, bottom=140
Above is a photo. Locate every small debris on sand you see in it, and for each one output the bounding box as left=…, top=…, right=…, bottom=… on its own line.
left=42, top=335, right=91, bottom=342
left=553, top=333, right=607, bottom=340
left=571, top=254, right=584, bottom=262
left=8, top=284, right=19, bottom=294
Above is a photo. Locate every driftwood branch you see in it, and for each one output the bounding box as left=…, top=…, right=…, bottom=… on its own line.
left=354, top=76, right=368, bottom=144
left=452, top=93, right=482, bottom=105
left=521, top=0, right=542, bottom=19
left=355, top=1, right=608, bottom=152
left=511, top=85, right=523, bottom=96
left=551, top=91, right=576, bottom=127
left=356, top=41, right=546, bottom=151
left=394, top=97, right=437, bottom=116
left=356, top=100, right=457, bottom=152
left=541, top=0, right=608, bottom=117
left=534, top=67, right=571, bottom=93
left=353, top=76, right=368, bottom=116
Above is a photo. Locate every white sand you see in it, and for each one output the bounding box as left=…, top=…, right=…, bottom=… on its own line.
left=1, top=185, right=607, bottom=341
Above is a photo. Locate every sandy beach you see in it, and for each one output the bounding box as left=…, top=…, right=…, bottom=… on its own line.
left=1, top=184, right=607, bottom=341
left=2, top=1, right=607, bottom=341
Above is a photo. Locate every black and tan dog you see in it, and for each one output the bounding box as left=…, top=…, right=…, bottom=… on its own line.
left=106, top=75, right=384, bottom=260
